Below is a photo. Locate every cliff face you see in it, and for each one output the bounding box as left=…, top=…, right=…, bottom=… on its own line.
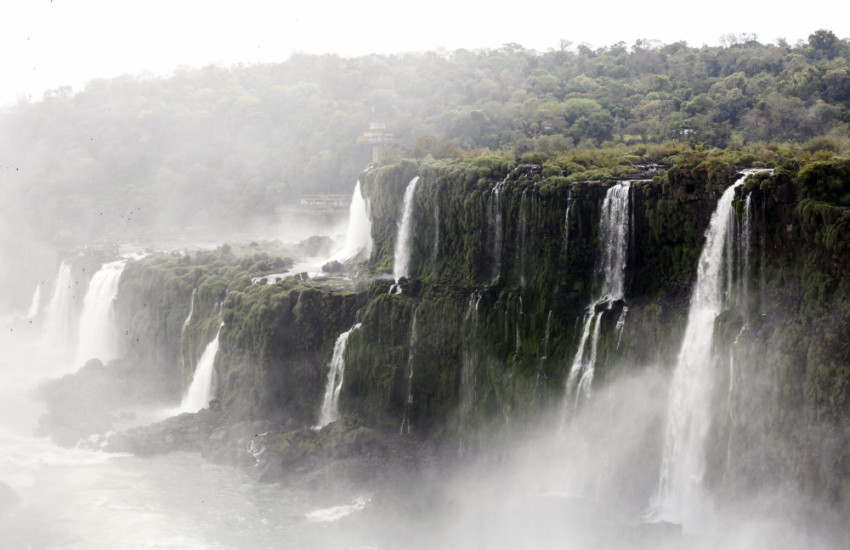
left=110, top=157, right=850, bottom=510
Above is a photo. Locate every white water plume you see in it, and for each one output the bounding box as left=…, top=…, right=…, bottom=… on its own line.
left=331, top=179, right=373, bottom=262
left=565, top=182, right=632, bottom=407
left=490, top=177, right=508, bottom=284
left=400, top=314, right=418, bottom=435
left=651, top=170, right=769, bottom=527
left=181, top=288, right=197, bottom=337
left=316, top=323, right=361, bottom=428
left=40, top=261, right=76, bottom=363
left=560, top=187, right=573, bottom=263
left=74, top=260, right=126, bottom=368
left=392, top=176, right=420, bottom=285
left=180, top=323, right=223, bottom=413
left=26, top=283, right=41, bottom=319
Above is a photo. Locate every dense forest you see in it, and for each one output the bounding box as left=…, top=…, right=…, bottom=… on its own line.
left=0, top=30, right=848, bottom=252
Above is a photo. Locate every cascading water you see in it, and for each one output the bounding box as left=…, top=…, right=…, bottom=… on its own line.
left=490, top=177, right=508, bottom=284
left=390, top=176, right=420, bottom=294
left=516, top=187, right=530, bottom=287
left=460, top=292, right=482, bottom=420
left=26, top=283, right=41, bottom=319
left=564, top=182, right=632, bottom=406
left=400, top=314, right=418, bottom=435
left=651, top=170, right=767, bottom=526
left=560, top=187, right=573, bottom=263
left=332, top=179, right=373, bottom=262
left=180, top=288, right=197, bottom=372
left=74, top=260, right=126, bottom=368
left=316, top=323, right=361, bottom=428
left=180, top=323, right=224, bottom=414
left=40, top=261, right=76, bottom=362
left=181, top=288, right=197, bottom=337
left=760, top=198, right=767, bottom=315
left=741, top=194, right=752, bottom=323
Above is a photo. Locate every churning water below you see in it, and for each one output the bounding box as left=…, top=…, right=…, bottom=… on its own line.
left=0, top=433, right=371, bottom=550
left=0, top=341, right=371, bottom=550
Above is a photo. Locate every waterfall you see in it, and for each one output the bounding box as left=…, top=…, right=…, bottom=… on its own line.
left=390, top=176, right=420, bottom=293
left=460, top=292, right=482, bottom=419
left=724, top=325, right=748, bottom=482
left=400, top=314, right=418, bottom=435
left=181, top=289, right=197, bottom=337
left=564, top=182, right=632, bottom=406
left=75, top=260, right=126, bottom=368
left=26, top=283, right=41, bottom=319
left=516, top=187, right=530, bottom=287
left=316, top=323, right=361, bottom=428
left=541, top=309, right=553, bottom=360
left=40, top=261, right=76, bottom=361
left=180, top=288, right=198, bottom=372
left=595, top=182, right=632, bottom=302
left=490, top=177, right=507, bottom=284
left=615, top=306, right=628, bottom=349
left=651, top=171, right=766, bottom=525
left=741, top=194, right=752, bottom=323
left=332, top=179, right=373, bottom=262
left=180, top=323, right=223, bottom=413
left=760, top=198, right=767, bottom=315
left=560, top=188, right=573, bottom=263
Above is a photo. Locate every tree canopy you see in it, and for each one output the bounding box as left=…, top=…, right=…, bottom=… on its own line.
left=1, top=31, right=849, bottom=248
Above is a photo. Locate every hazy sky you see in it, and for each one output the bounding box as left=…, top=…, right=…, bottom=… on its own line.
left=1, top=0, right=846, bottom=106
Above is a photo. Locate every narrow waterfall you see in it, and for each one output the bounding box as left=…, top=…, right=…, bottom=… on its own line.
left=516, top=187, right=530, bottom=287
left=26, top=283, right=41, bottom=319
left=651, top=171, right=761, bottom=525
left=181, top=288, right=197, bottom=337
left=565, top=182, right=632, bottom=406
left=560, top=188, right=573, bottom=263
left=316, top=323, right=361, bottom=428
left=390, top=176, right=420, bottom=293
left=332, top=179, right=373, bottom=262
left=41, top=261, right=76, bottom=360
left=760, top=198, right=767, bottom=315
left=741, top=194, right=752, bottom=323
left=431, top=203, right=440, bottom=272
left=615, top=306, right=628, bottom=349
left=595, top=182, right=632, bottom=302
left=180, top=288, right=198, bottom=372
left=460, top=292, right=482, bottom=419
left=75, top=260, right=126, bottom=368
left=400, top=314, right=419, bottom=435
left=541, top=309, right=553, bottom=360
left=180, top=323, right=224, bottom=414
left=490, top=177, right=508, bottom=284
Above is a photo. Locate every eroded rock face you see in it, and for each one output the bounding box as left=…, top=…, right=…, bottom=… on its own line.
left=39, top=158, right=850, bottom=516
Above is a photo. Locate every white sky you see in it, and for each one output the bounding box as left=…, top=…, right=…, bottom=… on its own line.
left=1, top=0, right=846, bottom=107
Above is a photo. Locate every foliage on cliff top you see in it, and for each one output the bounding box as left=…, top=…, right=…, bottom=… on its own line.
left=3, top=31, right=850, bottom=256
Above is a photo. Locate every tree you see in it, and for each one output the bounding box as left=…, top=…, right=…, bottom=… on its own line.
left=808, top=29, right=840, bottom=60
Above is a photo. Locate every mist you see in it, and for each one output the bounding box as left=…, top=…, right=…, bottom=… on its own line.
left=2, top=29, right=850, bottom=550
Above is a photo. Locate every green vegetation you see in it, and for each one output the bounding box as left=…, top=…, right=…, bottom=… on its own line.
left=17, top=29, right=850, bottom=510
left=2, top=31, right=849, bottom=254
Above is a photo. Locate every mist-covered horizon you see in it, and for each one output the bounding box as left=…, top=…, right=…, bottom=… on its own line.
left=4, top=0, right=848, bottom=108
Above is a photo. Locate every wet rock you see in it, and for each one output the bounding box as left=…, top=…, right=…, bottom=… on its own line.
left=322, top=260, right=344, bottom=273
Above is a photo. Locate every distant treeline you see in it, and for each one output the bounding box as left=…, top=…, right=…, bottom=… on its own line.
left=1, top=30, right=848, bottom=247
